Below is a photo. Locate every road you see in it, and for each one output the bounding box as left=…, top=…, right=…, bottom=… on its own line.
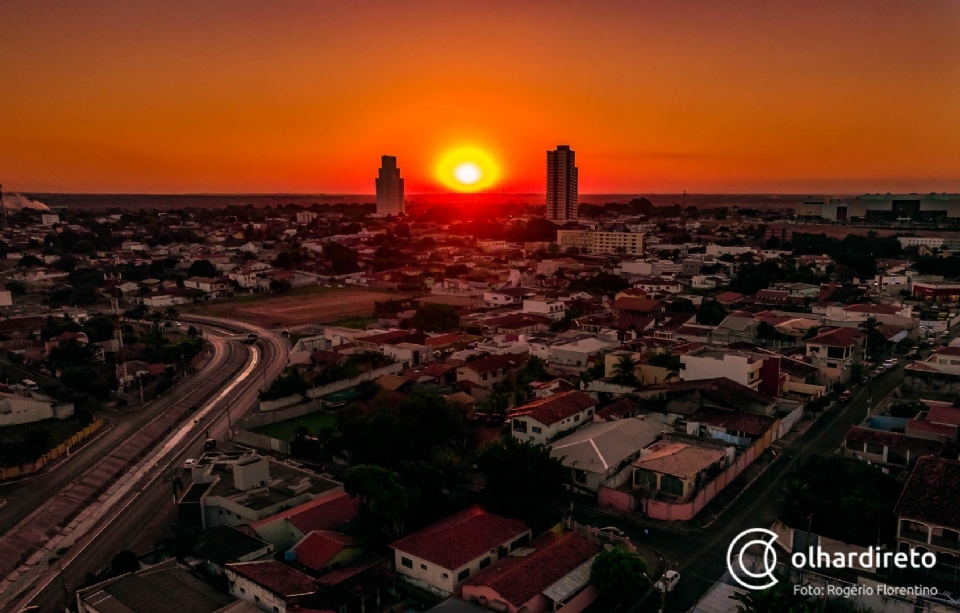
left=574, top=362, right=907, bottom=613
left=1, top=316, right=288, bottom=613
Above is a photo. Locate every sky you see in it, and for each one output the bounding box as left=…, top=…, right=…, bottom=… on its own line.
left=1, top=1, right=959, bottom=195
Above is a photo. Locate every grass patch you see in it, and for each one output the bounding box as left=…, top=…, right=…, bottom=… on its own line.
left=335, top=316, right=378, bottom=330
left=252, top=412, right=336, bottom=443
left=0, top=412, right=96, bottom=467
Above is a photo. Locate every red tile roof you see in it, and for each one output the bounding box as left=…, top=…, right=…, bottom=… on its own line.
left=227, top=560, right=317, bottom=598
left=391, top=506, right=528, bottom=571
left=251, top=490, right=359, bottom=534
left=507, top=390, right=598, bottom=427
left=690, top=407, right=776, bottom=437
left=612, top=298, right=663, bottom=313
left=807, top=327, right=864, bottom=347
left=928, top=405, right=960, bottom=427
left=292, top=531, right=357, bottom=572
left=895, top=456, right=960, bottom=529
left=460, top=353, right=526, bottom=375
left=463, top=531, right=600, bottom=607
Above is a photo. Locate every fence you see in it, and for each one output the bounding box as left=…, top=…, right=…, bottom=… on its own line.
left=0, top=418, right=105, bottom=481
left=778, top=405, right=804, bottom=439
left=238, top=401, right=325, bottom=430
left=232, top=430, right=291, bottom=455
left=598, top=428, right=772, bottom=521
left=305, top=362, right=405, bottom=399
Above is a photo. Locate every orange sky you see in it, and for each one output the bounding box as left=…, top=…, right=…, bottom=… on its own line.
left=1, top=1, right=959, bottom=194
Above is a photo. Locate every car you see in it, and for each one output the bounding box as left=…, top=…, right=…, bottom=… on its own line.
left=883, top=358, right=898, bottom=369
left=924, top=591, right=960, bottom=607
left=174, top=322, right=182, bottom=328
left=871, top=368, right=885, bottom=378
left=204, top=438, right=217, bottom=450
left=906, top=351, right=922, bottom=360
left=658, top=570, right=680, bottom=593
left=183, top=459, right=197, bottom=469
left=838, top=390, right=851, bottom=402
left=598, top=526, right=625, bottom=536
left=942, top=332, right=950, bottom=338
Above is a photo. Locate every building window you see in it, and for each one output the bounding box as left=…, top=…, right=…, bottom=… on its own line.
left=255, top=596, right=261, bottom=603
left=421, top=563, right=427, bottom=570
left=480, top=557, right=491, bottom=569
left=661, top=475, right=684, bottom=497
left=513, top=419, right=528, bottom=433
left=458, top=568, right=470, bottom=582
left=574, top=414, right=580, bottom=422
left=532, top=426, right=542, bottom=434
left=442, top=572, right=449, bottom=578
left=240, top=588, right=245, bottom=595
left=865, top=442, right=885, bottom=455
left=401, top=557, right=413, bottom=568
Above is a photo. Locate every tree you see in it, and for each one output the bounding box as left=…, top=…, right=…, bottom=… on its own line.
left=476, top=437, right=568, bottom=531
left=269, top=278, right=293, bottom=292
left=696, top=299, right=727, bottom=326
left=611, top=354, right=638, bottom=385
left=109, top=550, right=140, bottom=577
left=343, top=465, right=411, bottom=544
left=188, top=259, right=218, bottom=278
left=410, top=303, right=460, bottom=333
left=5, top=280, right=26, bottom=295
left=164, top=306, right=180, bottom=321
left=589, top=547, right=647, bottom=604
left=858, top=316, right=883, bottom=357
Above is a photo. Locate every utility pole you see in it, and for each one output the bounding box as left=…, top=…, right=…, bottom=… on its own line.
left=113, top=298, right=127, bottom=393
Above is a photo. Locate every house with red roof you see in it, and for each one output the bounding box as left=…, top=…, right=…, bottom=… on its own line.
left=390, top=506, right=530, bottom=596
left=456, top=353, right=527, bottom=401
left=804, top=327, right=866, bottom=384
left=290, top=531, right=362, bottom=573
left=895, top=456, right=960, bottom=562
left=462, top=531, right=601, bottom=613
left=507, top=390, right=598, bottom=445
left=252, top=490, right=360, bottom=550
left=226, top=560, right=318, bottom=613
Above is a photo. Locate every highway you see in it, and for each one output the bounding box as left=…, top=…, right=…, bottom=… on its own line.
left=0, top=316, right=288, bottom=613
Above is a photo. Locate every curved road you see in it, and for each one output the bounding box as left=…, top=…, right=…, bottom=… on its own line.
left=1, top=317, right=288, bottom=613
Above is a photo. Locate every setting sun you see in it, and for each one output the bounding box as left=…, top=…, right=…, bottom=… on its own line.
left=435, top=146, right=501, bottom=193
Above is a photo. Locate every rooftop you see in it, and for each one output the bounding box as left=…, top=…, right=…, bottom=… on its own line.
left=895, top=455, right=960, bottom=530
left=633, top=441, right=727, bottom=479
left=508, top=390, right=598, bottom=427
left=549, top=418, right=664, bottom=474
left=79, top=560, right=235, bottom=613
left=391, top=506, right=528, bottom=571
left=227, top=560, right=318, bottom=598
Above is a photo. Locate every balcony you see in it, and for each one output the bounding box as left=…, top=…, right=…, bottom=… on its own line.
left=931, top=535, right=960, bottom=551
left=900, top=527, right=929, bottom=544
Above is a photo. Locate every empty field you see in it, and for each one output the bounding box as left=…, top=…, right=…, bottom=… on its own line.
left=252, top=412, right=336, bottom=442
left=183, top=286, right=414, bottom=328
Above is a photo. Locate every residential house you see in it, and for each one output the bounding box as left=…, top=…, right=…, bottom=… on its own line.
left=461, top=531, right=601, bottom=613
left=894, top=455, right=960, bottom=565
left=843, top=427, right=945, bottom=468
left=631, top=440, right=729, bottom=503
left=804, top=327, right=866, bottom=384
left=251, top=489, right=360, bottom=551
left=391, top=506, right=531, bottom=596
left=77, top=559, right=246, bottom=613
left=686, top=407, right=778, bottom=447
left=189, top=525, right=275, bottom=577
left=679, top=347, right=766, bottom=390
left=290, top=531, right=363, bottom=573
left=508, top=391, right=598, bottom=445
left=456, top=353, right=527, bottom=401
left=226, top=560, right=318, bottom=613
left=611, top=298, right=665, bottom=318
left=184, top=276, right=231, bottom=298
left=549, top=417, right=665, bottom=492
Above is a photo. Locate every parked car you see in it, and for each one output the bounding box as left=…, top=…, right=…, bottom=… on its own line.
left=883, top=358, right=898, bottom=369
left=871, top=368, right=885, bottom=378
left=204, top=438, right=217, bottom=450
left=183, top=458, right=197, bottom=469
left=598, top=526, right=625, bottom=537
left=659, top=570, right=681, bottom=592
left=924, top=591, right=960, bottom=607
left=838, top=390, right=851, bottom=402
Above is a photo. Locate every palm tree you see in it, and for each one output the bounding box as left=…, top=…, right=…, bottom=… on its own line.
left=165, top=306, right=180, bottom=321
left=611, top=354, right=638, bottom=386
left=858, top=316, right=880, bottom=357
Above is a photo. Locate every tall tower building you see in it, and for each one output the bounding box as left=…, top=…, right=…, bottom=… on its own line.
left=375, top=155, right=405, bottom=216
left=546, top=145, right=578, bottom=223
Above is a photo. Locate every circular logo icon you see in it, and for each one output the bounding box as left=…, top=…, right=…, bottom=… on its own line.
left=726, top=529, right=779, bottom=590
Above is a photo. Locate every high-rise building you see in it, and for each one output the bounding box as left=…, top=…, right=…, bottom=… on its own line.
left=546, top=145, right=578, bottom=223
left=375, top=155, right=405, bottom=216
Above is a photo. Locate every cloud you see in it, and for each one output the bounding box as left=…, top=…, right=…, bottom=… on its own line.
left=1, top=193, right=50, bottom=211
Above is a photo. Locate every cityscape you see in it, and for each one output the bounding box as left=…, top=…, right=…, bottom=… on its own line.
left=1, top=3, right=960, bottom=613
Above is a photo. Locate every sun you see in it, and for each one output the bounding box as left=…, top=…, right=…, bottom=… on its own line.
left=435, top=146, right=500, bottom=192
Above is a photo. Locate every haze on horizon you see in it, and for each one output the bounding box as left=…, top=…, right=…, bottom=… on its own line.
left=1, top=1, right=959, bottom=195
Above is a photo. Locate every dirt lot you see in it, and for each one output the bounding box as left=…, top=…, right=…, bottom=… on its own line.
left=183, top=286, right=415, bottom=328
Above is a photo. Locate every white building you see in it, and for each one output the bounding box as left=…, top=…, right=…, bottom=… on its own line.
left=0, top=391, right=74, bottom=426
left=522, top=298, right=566, bottom=321
left=508, top=390, right=598, bottom=445
left=680, top=348, right=765, bottom=390
left=295, top=211, right=318, bottom=224
left=41, top=213, right=60, bottom=226
left=375, top=155, right=405, bottom=216
left=556, top=229, right=644, bottom=255
left=391, top=507, right=530, bottom=596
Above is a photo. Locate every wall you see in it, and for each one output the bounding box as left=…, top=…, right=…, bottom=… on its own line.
left=232, top=431, right=291, bottom=455
left=1, top=418, right=104, bottom=480
left=598, top=431, right=771, bottom=520
left=305, top=362, right=404, bottom=399
left=778, top=406, right=804, bottom=439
